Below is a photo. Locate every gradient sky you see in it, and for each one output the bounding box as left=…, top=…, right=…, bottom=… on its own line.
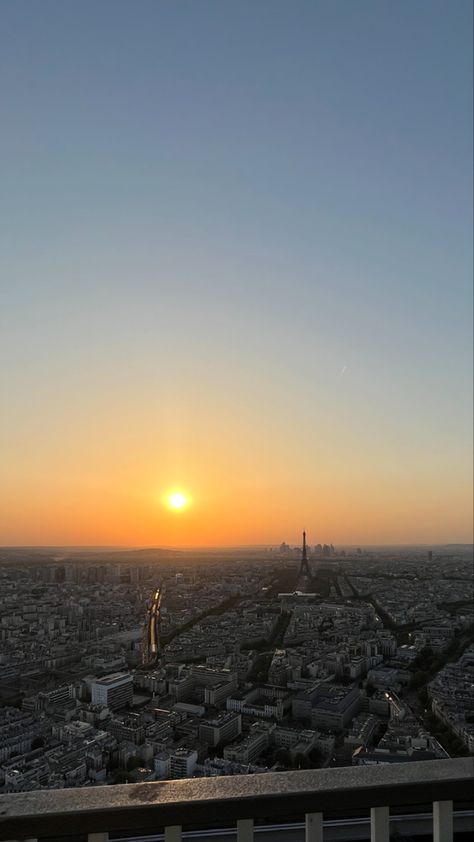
left=1, top=0, right=472, bottom=547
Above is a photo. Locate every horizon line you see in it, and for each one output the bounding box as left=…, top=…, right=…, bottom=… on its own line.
left=1, top=542, right=472, bottom=551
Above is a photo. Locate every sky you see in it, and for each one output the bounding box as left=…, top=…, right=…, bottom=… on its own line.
left=0, top=0, right=472, bottom=547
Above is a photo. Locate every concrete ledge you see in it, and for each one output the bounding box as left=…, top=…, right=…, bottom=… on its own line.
left=0, top=757, right=472, bottom=838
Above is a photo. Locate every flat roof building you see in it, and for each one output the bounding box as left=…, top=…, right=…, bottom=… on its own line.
left=199, top=712, right=242, bottom=748
left=90, top=673, right=133, bottom=711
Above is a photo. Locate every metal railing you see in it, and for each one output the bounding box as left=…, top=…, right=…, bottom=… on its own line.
left=0, top=757, right=472, bottom=842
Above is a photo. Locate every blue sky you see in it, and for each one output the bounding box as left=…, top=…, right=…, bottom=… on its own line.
left=0, top=1, right=472, bottom=544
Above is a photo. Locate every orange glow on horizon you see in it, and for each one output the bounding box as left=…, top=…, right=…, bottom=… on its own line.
left=0, top=394, right=472, bottom=547
left=1, top=469, right=472, bottom=547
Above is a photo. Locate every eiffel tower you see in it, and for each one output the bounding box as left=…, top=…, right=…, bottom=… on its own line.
left=299, top=530, right=312, bottom=578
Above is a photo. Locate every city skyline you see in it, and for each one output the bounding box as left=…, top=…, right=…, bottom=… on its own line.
left=1, top=1, right=472, bottom=547
left=1, top=543, right=473, bottom=793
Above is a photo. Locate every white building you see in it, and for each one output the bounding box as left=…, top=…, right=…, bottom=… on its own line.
left=170, top=748, right=198, bottom=778
left=90, top=672, right=133, bottom=710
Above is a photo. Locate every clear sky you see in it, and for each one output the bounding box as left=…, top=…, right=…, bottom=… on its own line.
left=1, top=0, right=472, bottom=547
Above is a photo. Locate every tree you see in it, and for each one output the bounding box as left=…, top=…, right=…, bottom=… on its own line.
left=113, top=771, right=130, bottom=784
left=294, top=753, right=311, bottom=770
left=411, top=670, right=428, bottom=689
left=309, top=747, right=323, bottom=766
left=412, top=646, right=434, bottom=670
left=275, top=748, right=291, bottom=767
left=126, top=755, right=141, bottom=772
left=417, top=686, right=429, bottom=705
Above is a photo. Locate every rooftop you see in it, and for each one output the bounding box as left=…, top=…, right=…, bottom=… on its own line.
left=91, top=672, right=132, bottom=686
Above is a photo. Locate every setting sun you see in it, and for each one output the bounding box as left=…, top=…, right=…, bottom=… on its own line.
left=166, top=491, right=188, bottom=511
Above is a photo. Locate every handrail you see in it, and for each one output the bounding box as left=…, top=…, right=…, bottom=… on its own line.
left=0, top=757, right=472, bottom=839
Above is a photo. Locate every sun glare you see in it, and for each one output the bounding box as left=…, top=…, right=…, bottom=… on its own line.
left=166, top=491, right=188, bottom=511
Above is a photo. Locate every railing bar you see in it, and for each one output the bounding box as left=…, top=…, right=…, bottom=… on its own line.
left=433, top=799, right=453, bottom=842
left=237, top=817, right=254, bottom=842
left=164, top=826, right=182, bottom=842
left=306, top=811, right=323, bottom=842
left=371, top=805, right=389, bottom=842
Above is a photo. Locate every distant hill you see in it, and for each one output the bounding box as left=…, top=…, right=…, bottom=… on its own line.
left=0, top=546, right=183, bottom=565
left=68, top=547, right=184, bottom=563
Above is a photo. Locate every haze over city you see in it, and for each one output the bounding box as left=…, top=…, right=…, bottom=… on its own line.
left=1, top=1, right=472, bottom=548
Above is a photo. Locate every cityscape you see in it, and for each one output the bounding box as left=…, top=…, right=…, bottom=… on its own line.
left=1, top=540, right=472, bottom=794
left=0, top=0, right=472, bottom=837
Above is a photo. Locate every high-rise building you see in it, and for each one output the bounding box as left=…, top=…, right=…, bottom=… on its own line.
left=90, top=673, right=133, bottom=710
left=170, top=748, right=197, bottom=778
